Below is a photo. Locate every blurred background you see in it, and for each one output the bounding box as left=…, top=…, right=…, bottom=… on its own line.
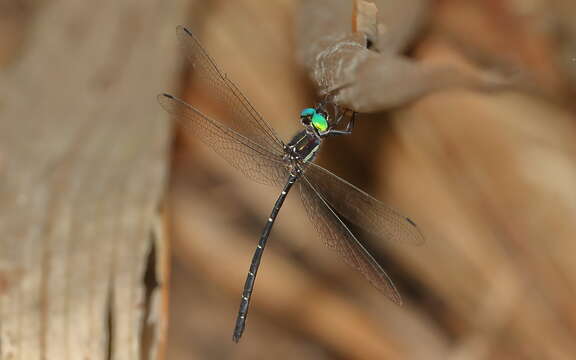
left=3, top=0, right=576, bottom=359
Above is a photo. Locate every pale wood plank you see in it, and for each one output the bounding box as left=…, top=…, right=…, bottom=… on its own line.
left=0, top=0, right=186, bottom=358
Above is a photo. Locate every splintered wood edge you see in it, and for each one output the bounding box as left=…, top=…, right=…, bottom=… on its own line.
left=140, top=209, right=171, bottom=360
left=0, top=0, right=186, bottom=359
left=353, top=0, right=379, bottom=47
left=298, top=0, right=517, bottom=112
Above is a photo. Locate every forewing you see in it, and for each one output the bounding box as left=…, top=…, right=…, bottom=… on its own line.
left=303, top=163, right=424, bottom=246
left=298, top=176, right=402, bottom=304
left=177, top=26, right=285, bottom=155
left=159, top=94, right=288, bottom=186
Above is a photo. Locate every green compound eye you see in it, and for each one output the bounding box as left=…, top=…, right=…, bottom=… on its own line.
left=311, top=113, right=328, bottom=131
left=300, top=108, right=316, bottom=117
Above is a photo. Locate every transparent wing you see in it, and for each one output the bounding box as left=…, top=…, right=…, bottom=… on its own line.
left=177, top=26, right=285, bottom=155
left=298, top=176, right=402, bottom=304
left=159, top=94, right=288, bottom=186
left=303, top=163, right=425, bottom=246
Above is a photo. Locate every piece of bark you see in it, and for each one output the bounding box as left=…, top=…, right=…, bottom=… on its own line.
left=352, top=1, right=379, bottom=44
left=0, top=0, right=186, bottom=359
left=296, top=0, right=514, bottom=112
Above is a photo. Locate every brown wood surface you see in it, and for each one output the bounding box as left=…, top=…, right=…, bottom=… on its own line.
left=3, top=0, right=576, bottom=359
left=0, top=0, right=187, bottom=359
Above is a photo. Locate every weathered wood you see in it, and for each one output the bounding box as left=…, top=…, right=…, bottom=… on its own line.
left=296, top=0, right=514, bottom=112
left=0, top=0, right=186, bottom=359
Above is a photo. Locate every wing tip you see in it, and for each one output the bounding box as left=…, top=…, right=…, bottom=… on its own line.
left=378, top=280, right=403, bottom=306
left=176, top=25, right=200, bottom=44
left=387, top=282, right=404, bottom=306
left=157, top=93, right=176, bottom=105
left=405, top=216, right=426, bottom=246
left=177, top=25, right=192, bottom=36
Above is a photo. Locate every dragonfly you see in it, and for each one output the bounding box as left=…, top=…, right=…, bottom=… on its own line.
left=158, top=26, right=425, bottom=343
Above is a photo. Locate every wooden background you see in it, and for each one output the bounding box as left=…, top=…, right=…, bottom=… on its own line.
left=2, top=0, right=576, bottom=359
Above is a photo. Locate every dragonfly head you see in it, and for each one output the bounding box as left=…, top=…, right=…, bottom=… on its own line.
left=299, top=107, right=329, bottom=133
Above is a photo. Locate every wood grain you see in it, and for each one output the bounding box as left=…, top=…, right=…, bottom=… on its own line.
left=0, top=0, right=186, bottom=358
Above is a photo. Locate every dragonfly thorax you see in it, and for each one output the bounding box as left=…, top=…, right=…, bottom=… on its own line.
left=285, top=129, right=322, bottom=166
